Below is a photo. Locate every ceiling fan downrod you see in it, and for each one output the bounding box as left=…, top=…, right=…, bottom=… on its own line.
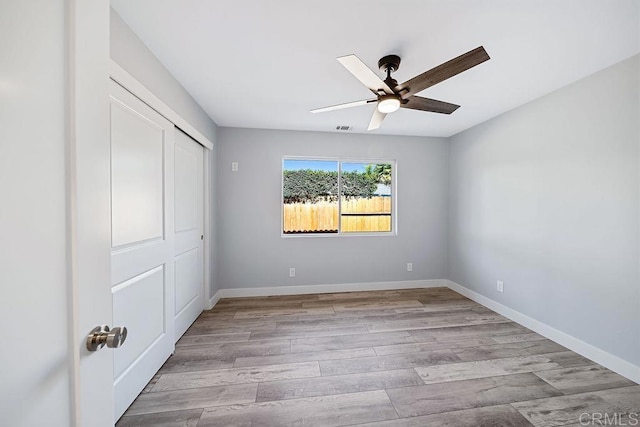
left=378, top=54, right=401, bottom=89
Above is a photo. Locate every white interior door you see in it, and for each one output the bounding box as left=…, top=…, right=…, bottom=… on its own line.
left=174, top=129, right=205, bottom=340
left=109, top=80, right=175, bottom=420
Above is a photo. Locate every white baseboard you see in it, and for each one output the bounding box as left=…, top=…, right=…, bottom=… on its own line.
left=447, top=280, right=640, bottom=384
left=206, top=290, right=222, bottom=310
left=212, top=279, right=447, bottom=300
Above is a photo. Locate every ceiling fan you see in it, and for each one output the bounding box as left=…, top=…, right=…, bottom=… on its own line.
left=311, top=46, right=490, bottom=130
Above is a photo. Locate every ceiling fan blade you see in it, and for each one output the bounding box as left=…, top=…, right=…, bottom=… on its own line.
left=367, top=108, right=387, bottom=131
left=401, top=96, right=460, bottom=114
left=395, top=46, right=490, bottom=99
left=337, top=55, right=393, bottom=95
left=310, top=98, right=377, bottom=113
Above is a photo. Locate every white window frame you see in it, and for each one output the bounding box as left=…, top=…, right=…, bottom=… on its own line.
left=281, top=156, right=397, bottom=238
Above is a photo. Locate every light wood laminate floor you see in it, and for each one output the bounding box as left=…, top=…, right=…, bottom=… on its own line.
left=117, top=287, right=639, bottom=426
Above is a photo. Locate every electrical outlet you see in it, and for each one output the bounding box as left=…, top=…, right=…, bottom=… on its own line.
left=231, top=162, right=238, bottom=172
left=497, top=280, right=504, bottom=293
left=407, top=262, right=413, bottom=272
left=289, top=267, right=296, bottom=278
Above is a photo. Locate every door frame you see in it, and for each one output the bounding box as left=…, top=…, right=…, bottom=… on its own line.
left=68, top=1, right=112, bottom=426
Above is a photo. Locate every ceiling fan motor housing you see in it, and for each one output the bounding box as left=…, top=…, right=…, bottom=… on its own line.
left=378, top=54, right=401, bottom=73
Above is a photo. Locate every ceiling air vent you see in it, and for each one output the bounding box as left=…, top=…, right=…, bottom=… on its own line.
left=335, top=125, right=351, bottom=131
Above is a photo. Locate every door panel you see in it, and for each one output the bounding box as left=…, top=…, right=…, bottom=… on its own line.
left=110, top=101, right=164, bottom=247
left=112, top=266, right=165, bottom=379
left=175, top=145, right=199, bottom=232
left=111, top=240, right=166, bottom=286
left=175, top=248, right=200, bottom=313
left=174, top=129, right=204, bottom=340
left=110, top=80, right=175, bottom=420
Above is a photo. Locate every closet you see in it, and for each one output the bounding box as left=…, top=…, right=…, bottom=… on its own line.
left=110, top=79, right=206, bottom=419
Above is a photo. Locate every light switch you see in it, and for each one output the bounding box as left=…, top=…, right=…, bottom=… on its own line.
left=231, top=162, right=238, bottom=172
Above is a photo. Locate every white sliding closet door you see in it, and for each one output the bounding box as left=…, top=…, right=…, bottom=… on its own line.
left=174, top=129, right=205, bottom=340
left=109, top=80, right=175, bottom=420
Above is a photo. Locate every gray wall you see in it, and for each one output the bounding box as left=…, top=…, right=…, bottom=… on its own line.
left=110, top=9, right=220, bottom=296
left=448, top=55, right=640, bottom=366
left=216, top=128, right=449, bottom=289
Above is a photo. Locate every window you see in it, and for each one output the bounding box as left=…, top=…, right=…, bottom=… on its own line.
left=282, top=158, right=394, bottom=235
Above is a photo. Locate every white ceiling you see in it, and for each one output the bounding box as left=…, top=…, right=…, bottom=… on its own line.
left=111, top=0, right=639, bottom=137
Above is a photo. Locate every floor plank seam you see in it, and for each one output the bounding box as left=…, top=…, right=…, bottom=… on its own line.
left=382, top=389, right=403, bottom=421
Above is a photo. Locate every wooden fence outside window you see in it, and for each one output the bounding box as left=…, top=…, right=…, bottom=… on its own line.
left=283, top=196, right=391, bottom=233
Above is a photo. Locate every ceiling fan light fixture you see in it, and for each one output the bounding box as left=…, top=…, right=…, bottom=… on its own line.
left=377, top=96, right=400, bottom=113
